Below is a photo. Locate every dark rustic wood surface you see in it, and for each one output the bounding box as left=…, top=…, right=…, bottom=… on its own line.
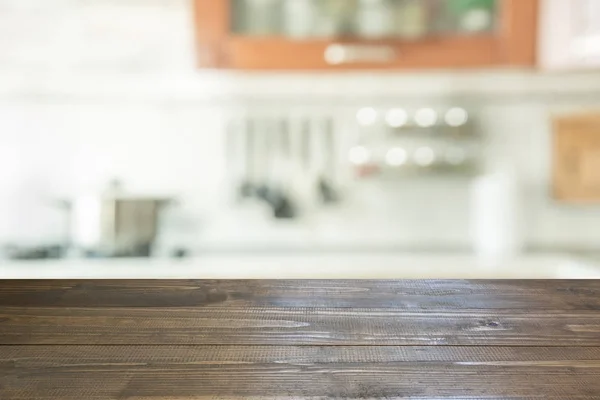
left=1, top=280, right=600, bottom=399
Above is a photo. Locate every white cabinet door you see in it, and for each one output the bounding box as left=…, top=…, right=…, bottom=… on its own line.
left=539, top=0, right=600, bottom=69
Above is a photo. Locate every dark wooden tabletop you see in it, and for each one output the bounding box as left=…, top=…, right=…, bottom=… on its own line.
left=1, top=280, right=600, bottom=399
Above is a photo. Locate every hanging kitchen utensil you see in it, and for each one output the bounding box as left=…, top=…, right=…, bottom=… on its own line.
left=238, top=116, right=256, bottom=199
left=319, top=116, right=339, bottom=203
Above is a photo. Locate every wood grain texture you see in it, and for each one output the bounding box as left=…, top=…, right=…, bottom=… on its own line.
left=1, top=280, right=600, bottom=399
left=2, top=346, right=600, bottom=399
left=2, top=280, right=600, bottom=310
left=2, top=306, right=600, bottom=346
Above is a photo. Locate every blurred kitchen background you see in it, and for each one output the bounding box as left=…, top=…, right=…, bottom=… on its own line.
left=1, top=0, right=600, bottom=277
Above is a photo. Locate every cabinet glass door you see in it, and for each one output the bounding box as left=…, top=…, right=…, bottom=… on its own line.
left=231, top=0, right=498, bottom=40
left=571, top=0, right=600, bottom=58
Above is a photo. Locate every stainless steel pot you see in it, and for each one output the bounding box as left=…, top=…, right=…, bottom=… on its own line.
left=57, top=184, right=172, bottom=257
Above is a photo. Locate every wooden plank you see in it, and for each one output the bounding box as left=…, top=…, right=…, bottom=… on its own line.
left=2, top=346, right=600, bottom=399
left=1, top=280, right=600, bottom=310
left=3, top=345, right=600, bottom=366
left=2, top=306, right=600, bottom=346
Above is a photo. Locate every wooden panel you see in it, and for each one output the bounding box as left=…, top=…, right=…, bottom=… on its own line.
left=5, top=345, right=600, bottom=365
left=2, top=280, right=600, bottom=310
left=226, top=35, right=500, bottom=71
left=2, top=306, right=600, bottom=346
left=2, top=346, right=600, bottom=399
left=553, top=111, right=600, bottom=203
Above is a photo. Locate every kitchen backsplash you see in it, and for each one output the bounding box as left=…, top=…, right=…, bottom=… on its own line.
left=1, top=0, right=600, bottom=250
left=2, top=72, right=600, bottom=250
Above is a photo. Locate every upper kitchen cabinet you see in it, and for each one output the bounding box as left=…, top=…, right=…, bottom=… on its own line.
left=539, top=0, right=600, bottom=70
left=193, top=0, right=538, bottom=70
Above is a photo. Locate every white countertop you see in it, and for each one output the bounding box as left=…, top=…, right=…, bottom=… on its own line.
left=2, top=253, right=600, bottom=279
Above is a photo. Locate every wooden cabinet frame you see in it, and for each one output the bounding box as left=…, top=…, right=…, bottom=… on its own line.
left=192, top=0, right=538, bottom=70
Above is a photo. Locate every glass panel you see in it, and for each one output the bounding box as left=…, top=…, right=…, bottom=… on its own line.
left=231, top=0, right=498, bottom=39
left=438, top=0, right=498, bottom=34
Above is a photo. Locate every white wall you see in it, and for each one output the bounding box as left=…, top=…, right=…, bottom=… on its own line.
left=1, top=0, right=600, bottom=249
left=0, top=102, right=226, bottom=245
left=0, top=0, right=226, bottom=245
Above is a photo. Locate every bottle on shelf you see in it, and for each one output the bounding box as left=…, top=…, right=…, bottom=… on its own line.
left=283, top=0, right=318, bottom=38
left=355, top=0, right=395, bottom=39
left=236, top=0, right=281, bottom=36
left=448, top=0, right=496, bottom=33
left=396, top=0, right=429, bottom=39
